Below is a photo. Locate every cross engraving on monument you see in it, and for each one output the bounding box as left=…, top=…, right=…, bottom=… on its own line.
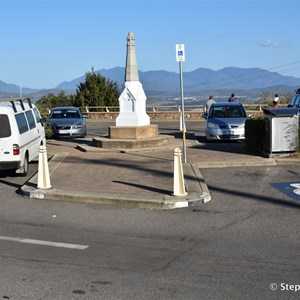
left=124, top=89, right=135, bottom=112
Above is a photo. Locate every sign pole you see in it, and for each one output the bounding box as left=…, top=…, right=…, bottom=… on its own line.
left=179, top=60, right=187, bottom=163
left=176, top=43, right=187, bottom=163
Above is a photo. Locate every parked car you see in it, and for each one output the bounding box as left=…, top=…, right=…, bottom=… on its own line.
left=287, top=88, right=300, bottom=112
left=45, top=106, right=87, bottom=138
left=204, top=102, right=248, bottom=141
left=0, top=98, right=45, bottom=176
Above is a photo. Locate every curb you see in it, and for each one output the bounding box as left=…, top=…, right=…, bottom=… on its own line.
left=20, top=153, right=210, bottom=210
left=195, top=158, right=300, bottom=169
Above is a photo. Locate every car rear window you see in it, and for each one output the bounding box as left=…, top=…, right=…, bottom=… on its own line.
left=0, top=114, right=11, bottom=138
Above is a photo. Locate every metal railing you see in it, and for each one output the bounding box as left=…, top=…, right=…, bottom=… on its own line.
left=39, top=103, right=285, bottom=116
left=81, top=103, right=275, bottom=113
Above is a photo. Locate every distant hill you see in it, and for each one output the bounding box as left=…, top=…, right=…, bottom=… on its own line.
left=0, top=80, right=39, bottom=95
left=56, top=66, right=300, bottom=93
left=56, top=67, right=126, bottom=92
left=1, top=67, right=300, bottom=100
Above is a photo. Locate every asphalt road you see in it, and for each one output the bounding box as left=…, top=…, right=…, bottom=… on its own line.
left=0, top=120, right=299, bottom=300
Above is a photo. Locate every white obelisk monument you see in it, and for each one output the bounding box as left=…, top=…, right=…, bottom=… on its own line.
left=116, top=32, right=150, bottom=127
left=91, top=32, right=175, bottom=148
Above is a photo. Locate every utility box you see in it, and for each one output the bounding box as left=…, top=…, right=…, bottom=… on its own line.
left=263, top=108, right=299, bottom=153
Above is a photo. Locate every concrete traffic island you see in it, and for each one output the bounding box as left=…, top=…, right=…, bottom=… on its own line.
left=19, top=33, right=211, bottom=209
left=20, top=151, right=211, bottom=210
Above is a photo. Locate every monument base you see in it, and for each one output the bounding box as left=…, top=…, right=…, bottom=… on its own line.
left=91, top=124, right=175, bottom=150
left=92, top=135, right=174, bottom=150
left=109, top=124, right=158, bottom=140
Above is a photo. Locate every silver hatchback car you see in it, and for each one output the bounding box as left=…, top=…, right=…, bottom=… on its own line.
left=204, top=102, right=248, bottom=141
left=47, top=106, right=87, bottom=138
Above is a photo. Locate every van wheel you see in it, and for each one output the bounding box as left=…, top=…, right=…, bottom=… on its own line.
left=20, top=155, right=29, bottom=177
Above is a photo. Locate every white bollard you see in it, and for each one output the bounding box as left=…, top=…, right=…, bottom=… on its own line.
left=37, top=145, right=52, bottom=189
left=173, top=148, right=187, bottom=196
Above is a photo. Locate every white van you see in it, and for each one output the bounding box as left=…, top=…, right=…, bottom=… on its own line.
left=0, top=98, right=45, bottom=176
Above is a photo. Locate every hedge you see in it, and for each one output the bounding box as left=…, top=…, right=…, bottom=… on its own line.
left=245, top=117, right=264, bottom=154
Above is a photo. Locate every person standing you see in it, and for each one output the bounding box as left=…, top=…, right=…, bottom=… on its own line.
left=228, top=93, right=238, bottom=102
left=273, top=94, right=280, bottom=108
left=203, top=95, right=215, bottom=116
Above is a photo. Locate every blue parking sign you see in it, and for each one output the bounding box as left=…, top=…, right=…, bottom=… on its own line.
left=176, top=44, right=185, bottom=62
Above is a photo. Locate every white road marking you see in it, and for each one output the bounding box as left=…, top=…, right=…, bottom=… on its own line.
left=0, top=235, right=89, bottom=250
left=290, top=183, right=300, bottom=195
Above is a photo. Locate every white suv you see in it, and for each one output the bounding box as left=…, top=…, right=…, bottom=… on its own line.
left=0, top=98, right=45, bottom=176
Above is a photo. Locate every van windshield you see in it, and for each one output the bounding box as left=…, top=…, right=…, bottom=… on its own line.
left=0, top=114, right=11, bottom=138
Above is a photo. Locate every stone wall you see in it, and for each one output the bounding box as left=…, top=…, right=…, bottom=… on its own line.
left=87, top=111, right=263, bottom=120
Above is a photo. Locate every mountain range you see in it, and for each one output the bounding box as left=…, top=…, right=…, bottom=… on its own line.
left=1, top=67, right=300, bottom=100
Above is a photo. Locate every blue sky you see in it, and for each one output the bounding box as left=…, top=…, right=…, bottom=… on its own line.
left=1, top=0, right=300, bottom=89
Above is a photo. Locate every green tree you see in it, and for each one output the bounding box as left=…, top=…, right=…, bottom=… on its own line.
left=35, top=91, right=75, bottom=115
left=105, top=80, right=121, bottom=111
left=74, top=69, right=120, bottom=109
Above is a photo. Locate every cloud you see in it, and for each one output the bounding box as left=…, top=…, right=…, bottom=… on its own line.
left=257, top=39, right=281, bottom=48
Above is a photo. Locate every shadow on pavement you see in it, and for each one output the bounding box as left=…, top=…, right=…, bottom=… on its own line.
left=113, top=180, right=170, bottom=195
left=208, top=184, right=300, bottom=209
left=193, top=136, right=258, bottom=156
